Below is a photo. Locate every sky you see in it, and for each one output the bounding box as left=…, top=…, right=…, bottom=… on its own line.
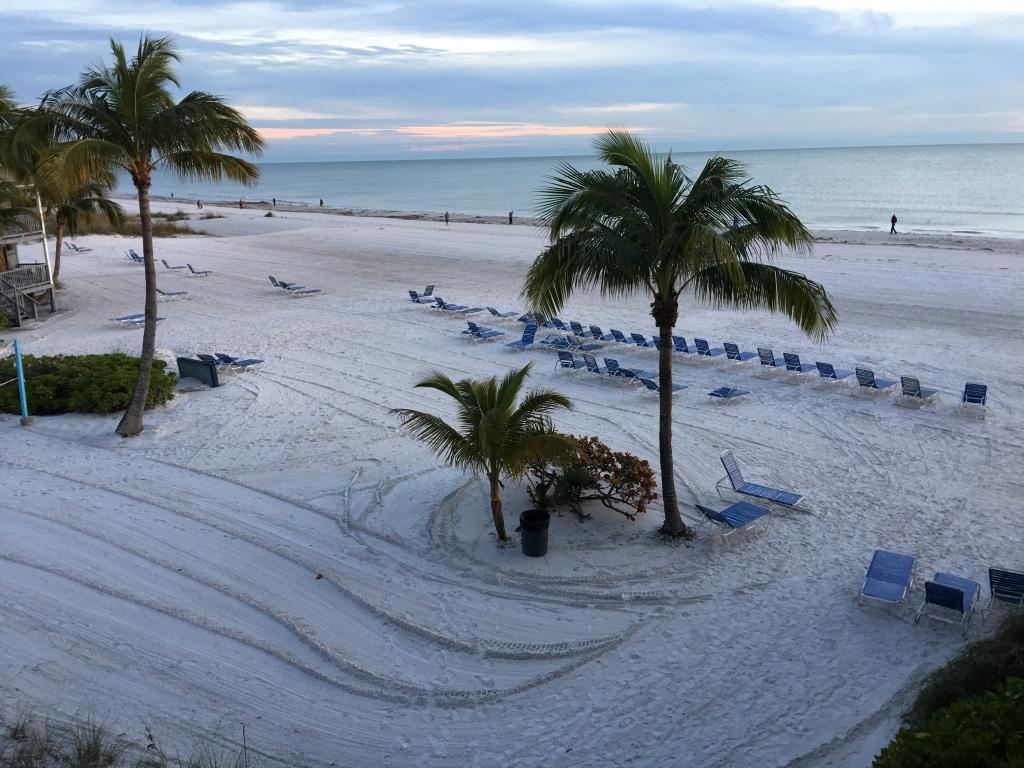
left=1, top=0, right=1022, bottom=161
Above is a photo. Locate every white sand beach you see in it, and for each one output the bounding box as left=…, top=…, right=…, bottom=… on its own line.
left=1, top=202, right=1021, bottom=767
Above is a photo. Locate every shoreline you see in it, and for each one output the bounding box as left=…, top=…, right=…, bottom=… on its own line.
left=132, top=194, right=1024, bottom=254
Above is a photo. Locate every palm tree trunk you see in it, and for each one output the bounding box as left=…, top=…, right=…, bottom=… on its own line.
left=116, top=182, right=157, bottom=437
left=52, top=220, right=64, bottom=284
left=656, top=322, right=687, bottom=535
left=489, top=474, right=509, bottom=541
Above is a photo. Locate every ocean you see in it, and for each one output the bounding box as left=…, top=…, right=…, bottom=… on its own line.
left=129, top=143, right=1024, bottom=237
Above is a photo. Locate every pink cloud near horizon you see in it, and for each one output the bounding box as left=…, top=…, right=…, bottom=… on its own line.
left=256, top=122, right=617, bottom=141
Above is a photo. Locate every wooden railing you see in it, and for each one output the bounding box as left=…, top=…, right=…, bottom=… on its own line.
left=0, top=263, right=52, bottom=326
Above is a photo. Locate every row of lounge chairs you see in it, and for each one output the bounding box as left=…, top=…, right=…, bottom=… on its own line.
left=860, top=550, right=1023, bottom=635
left=142, top=253, right=211, bottom=276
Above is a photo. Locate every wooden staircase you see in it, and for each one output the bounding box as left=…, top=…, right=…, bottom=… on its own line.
left=0, top=264, right=53, bottom=327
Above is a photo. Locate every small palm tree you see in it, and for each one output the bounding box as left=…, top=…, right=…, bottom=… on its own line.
left=43, top=179, right=124, bottom=282
left=392, top=363, right=573, bottom=542
left=42, top=35, right=263, bottom=436
left=524, top=130, right=837, bottom=537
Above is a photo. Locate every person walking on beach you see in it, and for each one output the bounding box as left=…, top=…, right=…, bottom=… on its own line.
left=890, top=213, right=898, bottom=234
left=272, top=197, right=276, bottom=207
left=319, top=198, right=324, bottom=208
left=508, top=210, right=513, bottom=225
left=444, top=211, right=450, bottom=226
left=196, top=199, right=202, bottom=210
left=239, top=199, right=244, bottom=209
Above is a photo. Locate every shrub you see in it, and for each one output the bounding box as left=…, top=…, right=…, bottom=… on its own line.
left=151, top=210, right=190, bottom=222
left=199, top=212, right=225, bottom=220
left=264, top=211, right=274, bottom=217
left=873, top=678, right=1024, bottom=768
left=909, top=614, right=1024, bottom=723
left=0, top=311, right=8, bottom=331
left=528, top=435, right=657, bottom=520
left=0, top=353, right=175, bottom=415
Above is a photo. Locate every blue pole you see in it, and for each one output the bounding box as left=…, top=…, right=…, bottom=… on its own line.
left=13, top=339, right=32, bottom=426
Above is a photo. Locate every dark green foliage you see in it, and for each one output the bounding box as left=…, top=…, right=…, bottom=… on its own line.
left=0, top=353, right=175, bottom=415
left=910, top=614, right=1024, bottom=723
left=873, top=678, right=1024, bottom=768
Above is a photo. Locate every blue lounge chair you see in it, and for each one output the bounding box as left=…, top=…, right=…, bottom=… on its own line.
left=815, top=361, right=855, bottom=384
left=723, top=342, right=758, bottom=363
left=156, top=287, right=188, bottom=300
left=550, top=318, right=569, bottom=331
left=987, top=567, right=1024, bottom=613
left=717, top=450, right=804, bottom=509
left=695, top=338, right=726, bottom=361
left=505, top=326, right=537, bottom=351
left=672, top=336, right=696, bottom=358
left=569, top=321, right=592, bottom=338
left=757, top=347, right=785, bottom=373
left=639, top=377, right=687, bottom=394
left=214, top=352, right=264, bottom=371
left=783, top=353, right=817, bottom=376
left=67, top=241, right=92, bottom=252
left=603, top=358, right=654, bottom=383
left=465, top=321, right=505, bottom=341
left=111, top=313, right=144, bottom=322
left=112, top=314, right=164, bottom=326
left=960, top=383, right=988, bottom=415
left=898, top=376, right=939, bottom=405
left=272, top=276, right=302, bottom=290
left=187, top=263, right=211, bottom=277
left=422, top=284, right=434, bottom=296
left=915, top=572, right=981, bottom=635
left=856, top=367, right=897, bottom=393
left=555, top=350, right=587, bottom=372
left=859, top=549, right=916, bottom=605
left=610, top=329, right=633, bottom=345
left=581, top=353, right=609, bottom=376
left=126, top=250, right=143, bottom=263
left=486, top=306, right=519, bottom=318
left=696, top=501, right=771, bottom=541
left=708, top=386, right=750, bottom=404
left=162, top=258, right=186, bottom=270
left=566, top=335, right=603, bottom=353
left=589, top=325, right=615, bottom=342
left=408, top=289, right=433, bottom=303
left=631, top=333, right=654, bottom=349
left=432, top=296, right=464, bottom=310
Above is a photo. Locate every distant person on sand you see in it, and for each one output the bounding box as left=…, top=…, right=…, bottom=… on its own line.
left=444, top=211, right=450, bottom=226
left=196, top=199, right=202, bottom=210
left=319, top=198, right=324, bottom=208
left=272, top=197, right=276, bottom=207
left=170, top=192, right=174, bottom=199
left=890, top=213, right=898, bottom=234
left=239, top=199, right=244, bottom=209
left=508, top=210, right=513, bottom=225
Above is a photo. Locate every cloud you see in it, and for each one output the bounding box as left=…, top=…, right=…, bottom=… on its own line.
left=240, top=105, right=341, bottom=121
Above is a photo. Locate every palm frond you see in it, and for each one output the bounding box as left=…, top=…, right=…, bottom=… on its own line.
left=390, top=409, right=482, bottom=473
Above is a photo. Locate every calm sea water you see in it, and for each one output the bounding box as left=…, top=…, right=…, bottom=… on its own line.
left=130, top=143, right=1024, bottom=237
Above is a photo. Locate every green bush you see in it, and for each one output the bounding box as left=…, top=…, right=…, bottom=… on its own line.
left=874, top=678, right=1024, bottom=767
left=909, top=614, right=1024, bottom=723
left=0, top=353, right=175, bottom=415
left=0, top=311, right=8, bottom=331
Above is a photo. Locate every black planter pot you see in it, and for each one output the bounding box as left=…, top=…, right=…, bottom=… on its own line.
left=519, top=509, right=550, bottom=557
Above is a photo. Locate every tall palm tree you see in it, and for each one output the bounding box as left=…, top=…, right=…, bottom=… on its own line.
left=523, top=130, right=837, bottom=537
left=392, top=363, right=573, bottom=542
left=44, top=179, right=124, bottom=282
left=42, top=35, right=263, bottom=436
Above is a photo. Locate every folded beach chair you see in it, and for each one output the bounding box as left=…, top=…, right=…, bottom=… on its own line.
left=986, top=567, right=1024, bottom=613
left=959, top=382, right=988, bottom=416
left=486, top=306, right=519, bottom=318
left=859, top=549, right=916, bottom=605
left=723, top=342, right=758, bottom=363
left=696, top=500, right=772, bottom=541
left=898, top=376, right=939, bottom=406
left=569, top=321, right=592, bottom=338
left=187, top=263, right=211, bottom=277
left=111, top=313, right=164, bottom=327
left=717, top=450, right=804, bottom=509
left=589, top=325, right=615, bottom=342
left=915, top=572, right=981, bottom=635
left=555, top=350, right=587, bottom=373
left=162, top=258, right=186, bottom=270
left=156, top=287, right=188, bottom=300
left=757, top=347, right=785, bottom=374
left=855, top=367, right=897, bottom=393
left=214, top=352, right=264, bottom=371
left=581, top=353, right=608, bottom=376
left=610, top=329, right=633, bottom=345
left=566, top=335, right=603, bottom=353
left=695, top=338, right=726, bottom=361
left=639, top=377, right=687, bottom=394
left=111, top=313, right=144, bottom=323
left=505, top=326, right=537, bottom=350
left=782, top=353, right=817, bottom=377
left=815, top=361, right=855, bottom=385
left=707, top=386, right=750, bottom=404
